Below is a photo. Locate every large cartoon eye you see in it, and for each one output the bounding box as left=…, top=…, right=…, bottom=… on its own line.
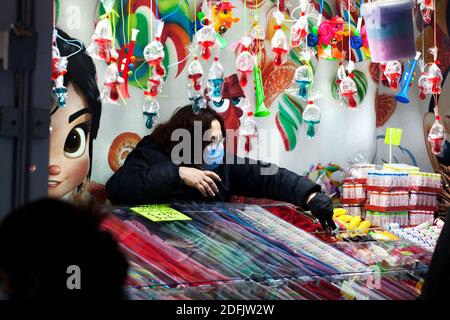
left=64, top=126, right=87, bottom=158
left=231, top=97, right=242, bottom=106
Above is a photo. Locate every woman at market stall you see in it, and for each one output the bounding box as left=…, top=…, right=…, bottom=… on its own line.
left=106, top=105, right=336, bottom=231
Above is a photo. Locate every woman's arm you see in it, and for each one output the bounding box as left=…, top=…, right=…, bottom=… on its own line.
left=105, top=138, right=183, bottom=205
left=228, top=155, right=321, bottom=209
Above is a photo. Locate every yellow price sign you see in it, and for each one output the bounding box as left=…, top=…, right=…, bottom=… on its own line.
left=130, top=205, right=192, bottom=222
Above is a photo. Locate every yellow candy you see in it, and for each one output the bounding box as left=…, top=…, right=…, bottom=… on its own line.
left=347, top=216, right=361, bottom=230
left=337, top=215, right=353, bottom=223
left=356, top=220, right=371, bottom=232
left=333, top=208, right=347, bottom=218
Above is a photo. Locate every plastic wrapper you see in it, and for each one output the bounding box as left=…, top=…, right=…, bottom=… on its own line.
left=86, top=18, right=113, bottom=62
left=196, top=25, right=216, bottom=60
left=384, top=60, right=402, bottom=90
left=101, top=61, right=123, bottom=104
left=271, top=10, right=289, bottom=67
left=207, top=58, right=224, bottom=98
left=428, top=119, right=445, bottom=155
left=417, top=0, right=434, bottom=25
left=188, top=83, right=207, bottom=114
left=143, top=22, right=165, bottom=76
left=52, top=76, right=68, bottom=107
left=339, top=76, right=358, bottom=110
left=236, top=36, right=255, bottom=87
left=290, top=13, right=308, bottom=48
left=187, top=58, right=204, bottom=92
left=142, top=97, right=160, bottom=129
left=146, top=76, right=164, bottom=98
left=293, top=65, right=312, bottom=100
left=303, top=100, right=321, bottom=138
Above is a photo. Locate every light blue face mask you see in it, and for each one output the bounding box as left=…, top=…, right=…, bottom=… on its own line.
left=202, top=141, right=224, bottom=170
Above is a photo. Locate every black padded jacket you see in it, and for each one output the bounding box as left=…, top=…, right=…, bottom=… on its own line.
left=106, top=135, right=321, bottom=208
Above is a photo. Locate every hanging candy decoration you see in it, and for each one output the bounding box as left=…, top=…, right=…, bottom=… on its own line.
left=417, top=61, right=428, bottom=100
left=428, top=108, right=445, bottom=155
left=417, top=0, right=434, bottom=25
left=212, top=1, right=240, bottom=35
left=143, top=21, right=166, bottom=77
left=383, top=60, right=402, bottom=90
left=240, top=98, right=258, bottom=153
left=117, top=28, right=139, bottom=99
left=302, top=92, right=321, bottom=138
left=290, top=0, right=311, bottom=48
left=86, top=0, right=115, bottom=62
left=186, top=44, right=206, bottom=114
left=187, top=56, right=204, bottom=92
left=51, top=34, right=68, bottom=107
left=100, top=50, right=123, bottom=104
left=426, top=46, right=443, bottom=95
left=293, top=65, right=313, bottom=100
left=271, top=10, right=289, bottom=67
left=208, top=54, right=225, bottom=99
left=196, top=14, right=217, bottom=61
left=249, top=15, right=265, bottom=56
left=142, top=87, right=161, bottom=130
left=188, top=85, right=207, bottom=114
left=236, top=36, right=255, bottom=87
left=339, top=62, right=359, bottom=110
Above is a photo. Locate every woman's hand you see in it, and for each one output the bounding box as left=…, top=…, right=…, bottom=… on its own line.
left=179, top=167, right=221, bottom=197
left=306, top=192, right=337, bottom=232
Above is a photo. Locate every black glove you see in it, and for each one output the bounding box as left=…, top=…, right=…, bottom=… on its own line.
left=307, top=193, right=337, bottom=232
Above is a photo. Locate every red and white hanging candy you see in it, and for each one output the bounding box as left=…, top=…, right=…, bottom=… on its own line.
left=236, top=36, right=255, bottom=87
left=271, top=10, right=289, bottom=67
left=384, top=60, right=402, bottom=90
left=143, top=21, right=166, bottom=77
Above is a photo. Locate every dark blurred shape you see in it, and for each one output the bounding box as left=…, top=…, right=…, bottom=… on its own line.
left=0, top=198, right=128, bottom=299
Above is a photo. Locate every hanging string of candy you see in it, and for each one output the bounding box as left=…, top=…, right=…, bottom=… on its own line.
left=271, top=5, right=289, bottom=67
left=240, top=0, right=265, bottom=153
left=51, top=2, right=83, bottom=110
left=142, top=19, right=166, bottom=129
left=426, top=7, right=444, bottom=155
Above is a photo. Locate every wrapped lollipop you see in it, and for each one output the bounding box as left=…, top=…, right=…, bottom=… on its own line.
left=142, top=97, right=160, bottom=129
left=52, top=75, right=68, bottom=108
left=51, top=44, right=67, bottom=81
left=187, top=56, right=204, bottom=92
left=303, top=93, right=321, bottom=138
left=339, top=75, right=358, bottom=110
left=427, top=47, right=443, bottom=95
left=188, top=82, right=207, bottom=114
left=384, top=61, right=402, bottom=90
left=338, top=62, right=359, bottom=110
left=86, top=18, right=113, bottom=62
left=240, top=99, right=258, bottom=153
left=271, top=10, right=289, bottom=67
left=143, top=21, right=166, bottom=77
left=145, top=75, right=164, bottom=98
left=196, top=23, right=216, bottom=60
left=293, top=64, right=312, bottom=100
left=417, top=0, right=434, bottom=25
left=249, top=16, right=265, bottom=56
left=208, top=55, right=224, bottom=98
left=428, top=110, right=445, bottom=155
left=236, top=36, right=255, bottom=87
left=100, top=52, right=123, bottom=104
left=290, top=1, right=310, bottom=48
left=417, top=61, right=429, bottom=100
